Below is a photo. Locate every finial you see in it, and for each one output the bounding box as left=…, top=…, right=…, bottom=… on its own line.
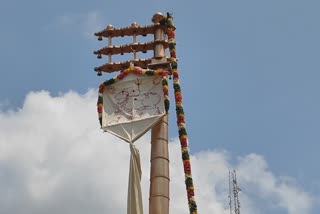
left=107, top=24, right=113, bottom=30
left=152, top=12, right=165, bottom=24
left=131, top=22, right=138, bottom=27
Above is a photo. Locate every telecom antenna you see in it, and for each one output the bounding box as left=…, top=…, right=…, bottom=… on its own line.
left=229, top=170, right=241, bottom=214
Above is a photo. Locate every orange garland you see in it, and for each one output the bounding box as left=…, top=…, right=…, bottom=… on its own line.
left=161, top=15, right=198, bottom=214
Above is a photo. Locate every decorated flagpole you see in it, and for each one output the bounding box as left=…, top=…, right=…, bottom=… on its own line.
left=94, top=12, right=198, bottom=214
left=149, top=12, right=170, bottom=214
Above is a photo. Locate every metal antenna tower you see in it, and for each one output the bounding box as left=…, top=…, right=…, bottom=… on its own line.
left=229, top=170, right=241, bottom=214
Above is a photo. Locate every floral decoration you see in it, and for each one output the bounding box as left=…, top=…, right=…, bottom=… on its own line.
left=161, top=14, right=198, bottom=214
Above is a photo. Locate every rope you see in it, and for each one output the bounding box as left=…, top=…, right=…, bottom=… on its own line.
left=161, top=14, right=198, bottom=214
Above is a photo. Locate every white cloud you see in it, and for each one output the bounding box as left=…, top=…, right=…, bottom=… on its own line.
left=236, top=154, right=314, bottom=214
left=44, top=12, right=104, bottom=39
left=82, top=12, right=104, bottom=39
left=0, top=90, right=315, bottom=214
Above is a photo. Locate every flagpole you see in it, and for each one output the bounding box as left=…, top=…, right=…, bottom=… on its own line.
left=94, top=12, right=171, bottom=213
left=149, top=12, right=170, bottom=214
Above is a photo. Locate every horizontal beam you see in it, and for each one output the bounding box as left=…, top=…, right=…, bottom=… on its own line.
left=94, top=58, right=173, bottom=73
left=94, top=24, right=166, bottom=39
left=94, top=40, right=170, bottom=57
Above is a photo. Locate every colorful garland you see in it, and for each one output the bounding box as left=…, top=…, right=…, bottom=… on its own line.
left=97, top=67, right=169, bottom=127
left=161, top=15, right=198, bottom=214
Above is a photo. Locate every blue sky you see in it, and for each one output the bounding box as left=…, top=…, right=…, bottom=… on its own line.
left=0, top=0, right=319, bottom=213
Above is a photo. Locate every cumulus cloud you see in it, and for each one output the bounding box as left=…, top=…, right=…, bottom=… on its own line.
left=236, top=154, right=314, bottom=214
left=0, top=90, right=314, bottom=214
left=44, top=11, right=104, bottom=39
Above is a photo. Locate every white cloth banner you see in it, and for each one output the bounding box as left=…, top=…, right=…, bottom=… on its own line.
left=102, top=73, right=165, bottom=143
left=127, top=143, right=143, bottom=214
left=101, top=73, right=166, bottom=214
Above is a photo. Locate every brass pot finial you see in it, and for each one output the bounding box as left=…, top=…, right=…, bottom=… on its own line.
left=152, top=12, right=165, bottom=24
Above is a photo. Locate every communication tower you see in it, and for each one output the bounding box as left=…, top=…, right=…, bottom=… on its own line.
left=229, top=170, right=241, bottom=214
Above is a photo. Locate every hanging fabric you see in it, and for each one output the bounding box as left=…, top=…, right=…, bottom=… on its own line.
left=97, top=68, right=169, bottom=214
left=127, top=142, right=143, bottom=214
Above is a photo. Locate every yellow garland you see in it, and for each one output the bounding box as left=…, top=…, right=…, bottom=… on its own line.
left=162, top=15, right=199, bottom=214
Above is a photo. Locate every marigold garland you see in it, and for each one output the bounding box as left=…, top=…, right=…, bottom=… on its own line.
left=161, top=15, right=198, bottom=214
left=97, top=67, right=169, bottom=127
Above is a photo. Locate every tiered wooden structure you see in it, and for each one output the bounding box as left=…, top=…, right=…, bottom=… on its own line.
left=94, top=14, right=172, bottom=74
left=94, top=12, right=170, bottom=214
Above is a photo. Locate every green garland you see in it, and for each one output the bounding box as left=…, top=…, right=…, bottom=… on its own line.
left=161, top=15, right=198, bottom=214
left=97, top=67, right=169, bottom=127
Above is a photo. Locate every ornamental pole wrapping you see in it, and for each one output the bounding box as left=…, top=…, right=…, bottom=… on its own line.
left=149, top=12, right=170, bottom=214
